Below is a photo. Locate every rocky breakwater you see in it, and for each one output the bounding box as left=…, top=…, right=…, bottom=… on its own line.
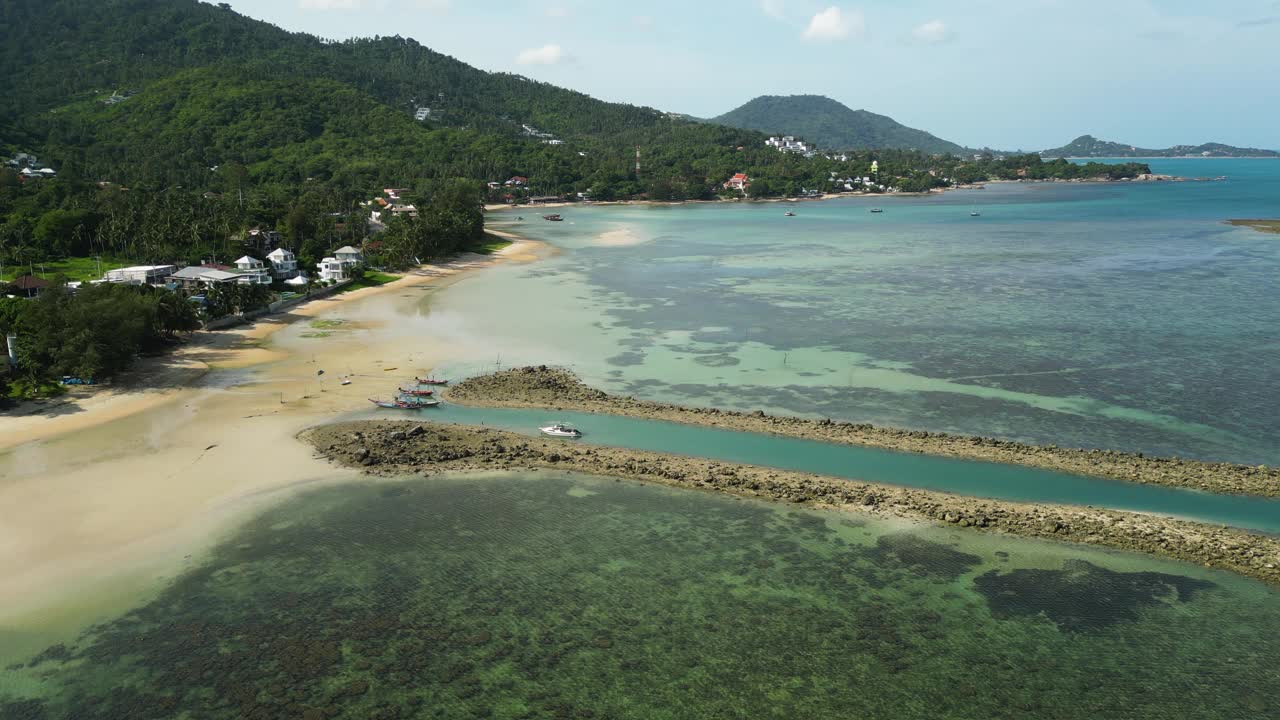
left=304, top=420, right=1280, bottom=586
left=446, top=367, right=1280, bottom=498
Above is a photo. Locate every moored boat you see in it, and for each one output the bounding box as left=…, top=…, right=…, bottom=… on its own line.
left=870, top=208, right=884, bottom=213
left=399, top=387, right=435, bottom=397
left=415, top=377, right=450, bottom=386
left=784, top=211, right=796, bottom=217
left=370, top=397, right=439, bottom=410
left=540, top=422, right=582, bottom=438
left=543, top=214, right=564, bottom=222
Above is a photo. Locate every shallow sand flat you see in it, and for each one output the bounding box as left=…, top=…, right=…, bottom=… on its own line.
left=0, top=239, right=545, bottom=654
left=0, top=241, right=542, bottom=452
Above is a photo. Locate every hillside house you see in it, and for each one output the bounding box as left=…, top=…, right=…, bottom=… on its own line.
left=505, top=176, right=529, bottom=187
left=6, top=275, right=51, bottom=298
left=723, top=173, right=751, bottom=191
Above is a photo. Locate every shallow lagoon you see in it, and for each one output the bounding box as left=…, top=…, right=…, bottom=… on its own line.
left=5, top=472, right=1278, bottom=719
left=435, top=160, right=1280, bottom=464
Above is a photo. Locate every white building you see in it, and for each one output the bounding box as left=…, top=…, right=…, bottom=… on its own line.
left=316, top=257, right=347, bottom=283
left=414, top=107, right=431, bottom=121
left=170, top=266, right=242, bottom=288
left=766, top=136, right=812, bottom=154
left=266, top=248, right=300, bottom=279
left=233, top=256, right=273, bottom=285
left=334, top=245, right=364, bottom=266
left=103, top=265, right=178, bottom=285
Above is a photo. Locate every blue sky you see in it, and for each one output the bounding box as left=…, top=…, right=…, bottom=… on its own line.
left=223, top=0, right=1280, bottom=150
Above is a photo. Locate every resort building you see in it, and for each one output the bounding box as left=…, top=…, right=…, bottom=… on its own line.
left=766, top=136, right=813, bottom=155
left=723, top=173, right=751, bottom=191
left=266, top=248, right=300, bottom=280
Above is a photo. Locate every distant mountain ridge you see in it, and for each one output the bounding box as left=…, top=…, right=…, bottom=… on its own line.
left=710, top=95, right=970, bottom=155
left=1042, top=135, right=1278, bottom=158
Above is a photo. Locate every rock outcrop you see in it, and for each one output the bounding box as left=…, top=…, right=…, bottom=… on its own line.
left=304, top=420, right=1280, bottom=586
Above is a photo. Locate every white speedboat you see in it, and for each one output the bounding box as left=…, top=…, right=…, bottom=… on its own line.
left=540, top=423, right=583, bottom=438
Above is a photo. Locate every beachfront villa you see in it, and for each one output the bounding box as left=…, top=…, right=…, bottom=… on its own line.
left=316, top=257, right=347, bottom=283
left=334, top=246, right=364, bottom=266
left=233, top=256, right=273, bottom=286
left=266, top=248, right=300, bottom=280
left=724, top=173, right=751, bottom=192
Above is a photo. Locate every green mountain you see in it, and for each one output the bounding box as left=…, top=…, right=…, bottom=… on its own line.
left=711, top=95, right=969, bottom=155
left=1042, top=135, right=1278, bottom=158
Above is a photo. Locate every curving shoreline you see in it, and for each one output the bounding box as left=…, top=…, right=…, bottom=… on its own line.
left=304, top=420, right=1280, bottom=586
left=444, top=367, right=1280, bottom=498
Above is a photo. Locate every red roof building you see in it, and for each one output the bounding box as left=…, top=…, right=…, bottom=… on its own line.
left=723, top=173, right=751, bottom=190
left=7, top=275, right=51, bottom=297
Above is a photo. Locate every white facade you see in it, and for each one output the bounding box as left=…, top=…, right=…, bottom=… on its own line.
left=103, top=265, right=177, bottom=285
left=317, top=257, right=347, bottom=283
left=334, top=246, right=364, bottom=266
left=267, top=248, right=299, bottom=279
left=232, top=256, right=272, bottom=285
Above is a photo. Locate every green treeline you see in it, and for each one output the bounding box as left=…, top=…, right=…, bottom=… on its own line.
left=0, top=284, right=199, bottom=396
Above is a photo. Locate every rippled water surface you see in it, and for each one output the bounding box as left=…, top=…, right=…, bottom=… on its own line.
left=4, top=473, right=1278, bottom=719
left=434, top=159, right=1280, bottom=464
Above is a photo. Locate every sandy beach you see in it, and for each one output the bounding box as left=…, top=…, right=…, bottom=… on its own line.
left=0, top=237, right=545, bottom=658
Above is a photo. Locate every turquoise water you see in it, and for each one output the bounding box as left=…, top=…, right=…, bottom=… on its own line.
left=5, top=473, right=1278, bottom=719
left=430, top=158, right=1280, bottom=464
left=368, top=402, right=1280, bottom=533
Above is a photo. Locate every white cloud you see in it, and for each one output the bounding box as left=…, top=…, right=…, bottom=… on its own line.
left=516, top=44, right=566, bottom=65
left=912, top=19, right=949, bottom=43
left=299, top=0, right=363, bottom=8
left=760, top=0, right=786, bottom=19
left=803, top=7, right=863, bottom=41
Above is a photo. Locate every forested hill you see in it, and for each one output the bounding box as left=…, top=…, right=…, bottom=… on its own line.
left=3, top=0, right=771, bottom=192
left=0, top=0, right=665, bottom=139
left=711, top=95, right=970, bottom=155
left=1042, top=135, right=1279, bottom=158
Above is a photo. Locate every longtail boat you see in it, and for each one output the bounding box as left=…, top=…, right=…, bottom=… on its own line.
left=369, top=398, right=437, bottom=410
left=399, top=387, right=435, bottom=397
left=415, top=377, right=450, bottom=386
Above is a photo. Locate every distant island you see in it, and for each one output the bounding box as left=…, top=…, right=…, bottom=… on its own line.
left=710, top=95, right=975, bottom=156
left=1042, top=135, right=1279, bottom=159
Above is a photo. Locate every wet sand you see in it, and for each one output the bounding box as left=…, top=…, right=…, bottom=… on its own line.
left=307, top=420, right=1280, bottom=586
left=446, top=367, right=1280, bottom=498
left=0, top=239, right=546, bottom=650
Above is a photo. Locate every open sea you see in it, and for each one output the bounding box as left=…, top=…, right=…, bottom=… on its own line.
left=4, top=159, right=1279, bottom=718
